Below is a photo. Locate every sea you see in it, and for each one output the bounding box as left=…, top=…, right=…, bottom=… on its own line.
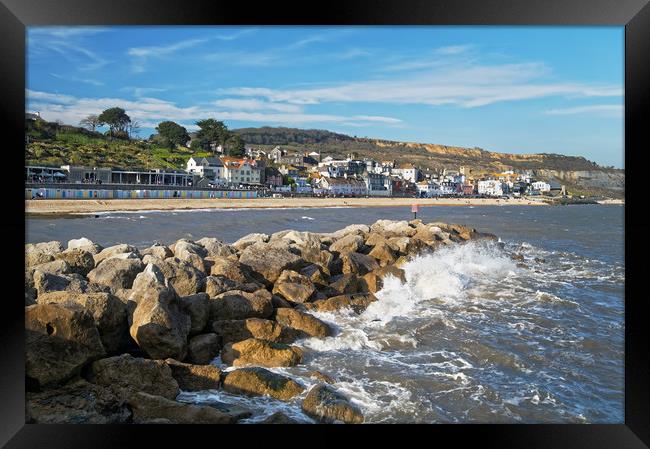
left=25, top=204, right=625, bottom=423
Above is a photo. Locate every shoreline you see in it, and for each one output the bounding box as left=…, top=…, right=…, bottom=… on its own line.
left=25, top=197, right=555, bottom=217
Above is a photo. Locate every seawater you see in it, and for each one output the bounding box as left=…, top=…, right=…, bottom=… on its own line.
left=25, top=205, right=624, bottom=423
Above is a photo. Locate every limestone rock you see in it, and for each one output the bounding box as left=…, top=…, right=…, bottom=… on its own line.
left=26, top=304, right=106, bottom=388
left=158, top=257, right=206, bottom=296
left=141, top=244, right=173, bottom=260
left=274, top=308, right=333, bottom=339
left=370, top=219, right=416, bottom=238
left=32, top=271, right=89, bottom=298
left=208, top=289, right=273, bottom=321
left=220, top=338, right=303, bottom=367
left=209, top=258, right=258, bottom=285
left=328, top=273, right=363, bottom=295
left=25, top=251, right=55, bottom=268
left=128, top=392, right=240, bottom=424
left=308, top=371, right=335, bottom=384
left=260, top=412, right=303, bottom=424
left=186, top=333, right=221, bottom=365
left=222, top=367, right=304, bottom=401
left=213, top=318, right=297, bottom=345
left=340, top=251, right=379, bottom=276
left=87, top=258, right=144, bottom=291
left=202, top=274, right=261, bottom=298
left=196, top=237, right=237, bottom=258
left=303, top=293, right=378, bottom=314
left=329, top=234, right=364, bottom=255
left=26, top=241, right=64, bottom=256
left=301, top=384, right=364, bottom=424
left=67, top=237, right=102, bottom=254
left=178, top=293, right=209, bottom=335
left=272, top=270, right=316, bottom=304
left=233, top=233, right=269, bottom=251
left=54, top=248, right=95, bottom=275
left=367, top=241, right=398, bottom=266
left=165, top=358, right=221, bottom=391
left=93, top=244, right=139, bottom=265
left=238, top=241, right=305, bottom=284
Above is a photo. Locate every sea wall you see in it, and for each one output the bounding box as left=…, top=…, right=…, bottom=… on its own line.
left=25, top=188, right=258, bottom=200
left=24, top=219, right=497, bottom=424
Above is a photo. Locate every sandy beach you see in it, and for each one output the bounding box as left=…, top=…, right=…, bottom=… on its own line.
left=25, top=196, right=551, bottom=216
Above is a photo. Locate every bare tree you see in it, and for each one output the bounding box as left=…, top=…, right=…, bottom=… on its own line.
left=128, top=120, right=142, bottom=139
left=79, top=114, right=103, bottom=132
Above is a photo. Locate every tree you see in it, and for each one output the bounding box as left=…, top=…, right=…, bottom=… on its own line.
left=155, top=121, right=190, bottom=149
left=98, top=107, right=131, bottom=140
left=79, top=114, right=103, bottom=132
left=223, top=134, right=245, bottom=157
left=128, top=120, right=142, bottom=139
left=195, top=119, right=229, bottom=152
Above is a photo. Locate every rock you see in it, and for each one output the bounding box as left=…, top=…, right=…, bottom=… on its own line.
left=209, top=289, right=274, bottom=321
left=87, top=353, right=179, bottom=400
left=26, top=304, right=106, bottom=388
left=370, top=219, right=416, bottom=238
left=260, top=412, right=303, bottom=424
left=329, top=234, right=364, bottom=255
left=196, top=237, right=237, bottom=258
left=201, top=274, right=261, bottom=298
left=238, top=241, right=305, bottom=284
left=36, top=292, right=128, bottom=354
left=273, top=230, right=323, bottom=246
left=87, top=258, right=144, bottom=291
left=448, top=223, right=476, bottom=240
left=32, top=271, right=89, bottom=298
left=221, top=338, right=303, bottom=367
left=213, top=318, right=297, bottom=345
left=26, top=241, right=64, bottom=256
left=274, top=308, right=333, bottom=339
left=128, top=391, right=240, bottom=424
left=26, top=379, right=130, bottom=424
left=222, top=367, right=304, bottom=401
left=308, top=371, right=335, bottom=384
left=67, top=237, right=102, bottom=254
left=178, top=293, right=209, bottom=335
left=141, top=244, right=173, bottom=260
left=300, top=264, right=330, bottom=285
left=328, top=273, right=363, bottom=295
left=301, top=384, right=364, bottom=424
left=158, top=257, right=206, bottom=296
left=209, top=258, right=258, bottom=285
left=165, top=358, right=221, bottom=391
left=128, top=264, right=191, bottom=360
left=364, top=232, right=388, bottom=248
left=272, top=294, right=293, bottom=309
left=340, top=252, right=380, bottom=276
left=367, top=241, right=398, bottom=266
left=54, top=248, right=95, bottom=276
left=186, top=333, right=221, bottom=365
left=172, top=239, right=207, bottom=272
left=511, top=253, right=524, bottom=261
left=303, top=293, right=378, bottom=314
left=25, top=251, right=55, bottom=267
left=93, top=244, right=139, bottom=265
left=232, top=233, right=269, bottom=251
left=272, top=270, right=316, bottom=304
left=29, top=259, right=71, bottom=276
left=330, top=224, right=370, bottom=239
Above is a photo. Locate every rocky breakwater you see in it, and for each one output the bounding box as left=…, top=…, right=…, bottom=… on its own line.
left=24, top=219, right=496, bottom=424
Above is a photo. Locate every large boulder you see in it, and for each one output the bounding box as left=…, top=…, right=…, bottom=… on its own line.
left=128, top=264, right=191, bottom=360
left=36, top=291, right=128, bottom=354
left=300, top=264, right=330, bottom=286
left=232, top=233, right=269, bottom=251
left=209, top=258, right=259, bottom=285
left=87, top=353, right=180, bottom=400
left=330, top=224, right=370, bottom=239
left=340, top=252, right=380, bottom=276
left=238, top=241, right=305, bottom=284
left=25, top=251, right=55, bottom=268
left=32, top=271, right=90, bottom=297
left=26, top=241, right=64, bottom=256
left=328, top=273, right=364, bottom=295
left=368, top=241, right=398, bottom=267
left=157, top=257, right=206, bottom=296
left=274, top=308, right=334, bottom=339
left=128, top=392, right=241, bottom=424
left=87, top=258, right=144, bottom=291
left=178, top=293, right=209, bottom=335
left=67, top=237, right=102, bottom=255
left=54, top=249, right=95, bottom=275
left=260, top=412, right=304, bottom=424
left=140, top=243, right=173, bottom=260
left=361, top=265, right=407, bottom=293
left=93, top=244, right=139, bottom=265
left=208, top=289, right=274, bottom=321
left=212, top=318, right=297, bottom=345
left=220, top=338, right=303, bottom=367
left=186, top=333, right=221, bottom=365
left=222, top=367, right=304, bottom=401
left=370, top=220, right=416, bottom=238
left=165, top=358, right=221, bottom=391
left=302, top=293, right=378, bottom=314
left=301, top=384, right=364, bottom=424
left=329, top=234, right=364, bottom=255
left=26, top=379, right=130, bottom=424
left=197, top=237, right=237, bottom=258
left=26, top=304, right=106, bottom=388
left=272, top=270, right=316, bottom=304
left=201, top=275, right=261, bottom=298
left=172, top=239, right=207, bottom=272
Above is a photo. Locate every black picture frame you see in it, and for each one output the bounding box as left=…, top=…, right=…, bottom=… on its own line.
left=2, top=0, right=648, bottom=447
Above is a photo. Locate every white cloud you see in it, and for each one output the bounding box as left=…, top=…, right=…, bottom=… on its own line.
left=127, top=38, right=209, bottom=58
left=28, top=27, right=111, bottom=71
left=544, top=104, right=623, bottom=117
left=50, top=73, right=104, bottom=86
left=213, top=98, right=302, bottom=113
left=435, top=44, right=474, bottom=55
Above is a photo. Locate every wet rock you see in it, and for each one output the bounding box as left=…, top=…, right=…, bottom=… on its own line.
left=128, top=392, right=240, bottom=424
left=54, top=248, right=95, bottom=276
left=301, top=384, right=364, bottom=424
left=186, top=333, right=221, bottom=365
left=300, top=264, right=330, bottom=286
left=158, top=257, right=206, bottom=296
left=340, top=251, right=380, bottom=276
left=209, top=289, right=274, bottom=321
left=274, top=308, right=333, bottom=339
left=222, top=367, right=304, bottom=401
left=361, top=265, right=407, bottom=293
left=302, top=293, right=378, bottom=314
left=260, top=411, right=303, bottom=424
left=26, top=379, right=130, bottom=424
left=271, top=294, right=293, bottom=309
left=178, top=293, right=209, bottom=335
left=308, top=371, right=335, bottom=384
left=26, top=303, right=106, bottom=388
left=328, top=273, right=363, bottom=295
left=87, top=258, right=144, bottom=291
left=36, top=292, right=128, bottom=354
left=213, top=318, right=297, bottom=345
left=165, top=358, right=221, bottom=391
left=511, top=253, right=524, bottom=261
left=272, top=270, right=316, bottom=304
left=329, top=234, right=364, bottom=255
left=367, top=241, right=398, bottom=266
left=87, top=353, right=179, bottom=400
left=220, top=338, right=303, bottom=367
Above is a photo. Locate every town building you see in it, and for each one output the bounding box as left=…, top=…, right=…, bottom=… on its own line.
left=186, top=156, right=225, bottom=182
left=315, top=177, right=367, bottom=196
left=477, top=179, right=505, bottom=197
left=363, top=172, right=392, bottom=196
left=264, top=167, right=283, bottom=187
left=221, top=157, right=262, bottom=185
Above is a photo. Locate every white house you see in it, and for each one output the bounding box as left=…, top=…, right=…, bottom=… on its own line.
left=221, top=157, right=262, bottom=185
left=186, top=157, right=225, bottom=183
left=531, top=181, right=551, bottom=192
left=477, top=180, right=505, bottom=197
left=316, top=177, right=367, bottom=196
left=392, top=163, right=420, bottom=183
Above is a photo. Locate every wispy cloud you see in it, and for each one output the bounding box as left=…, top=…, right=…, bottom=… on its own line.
left=544, top=104, right=623, bottom=117
left=28, top=27, right=111, bottom=71
left=435, top=44, right=474, bottom=55
left=50, top=73, right=104, bottom=86
left=213, top=98, right=302, bottom=113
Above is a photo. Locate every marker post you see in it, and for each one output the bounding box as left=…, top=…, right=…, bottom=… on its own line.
left=411, top=204, right=420, bottom=220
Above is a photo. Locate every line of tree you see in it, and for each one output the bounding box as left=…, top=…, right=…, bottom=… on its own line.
left=79, top=107, right=140, bottom=140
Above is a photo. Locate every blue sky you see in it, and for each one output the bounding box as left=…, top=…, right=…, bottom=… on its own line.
left=26, top=26, right=624, bottom=167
